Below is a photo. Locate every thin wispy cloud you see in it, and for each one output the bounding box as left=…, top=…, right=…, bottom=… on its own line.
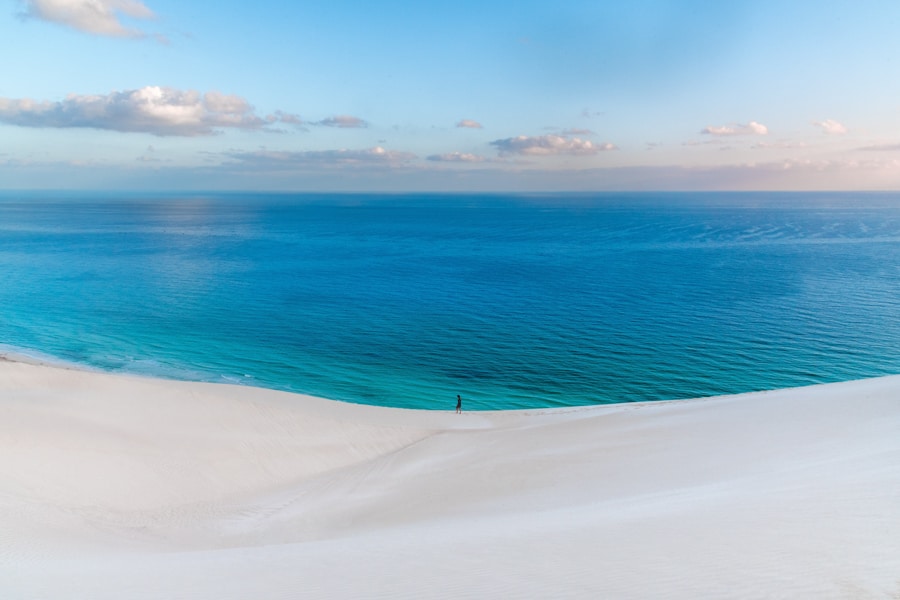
left=426, top=152, right=487, bottom=162
left=456, top=119, right=482, bottom=129
left=753, top=140, right=808, bottom=150
left=559, top=128, right=594, bottom=136
left=813, top=119, right=848, bottom=134
left=490, top=134, right=616, bottom=157
left=858, top=143, right=900, bottom=151
left=0, top=87, right=297, bottom=136
left=135, top=144, right=164, bottom=163
left=313, top=115, right=368, bottom=128
left=774, top=157, right=900, bottom=174
left=228, top=147, right=416, bottom=167
left=269, top=111, right=303, bottom=126
left=683, top=139, right=726, bottom=147
left=701, top=121, right=769, bottom=136
left=20, top=0, right=158, bottom=38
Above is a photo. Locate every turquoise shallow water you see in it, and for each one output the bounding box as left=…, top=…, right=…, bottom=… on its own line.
left=1, top=191, right=899, bottom=409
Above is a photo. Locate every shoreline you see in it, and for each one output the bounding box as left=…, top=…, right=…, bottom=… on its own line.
left=3, top=344, right=896, bottom=413
left=2, top=359, right=899, bottom=598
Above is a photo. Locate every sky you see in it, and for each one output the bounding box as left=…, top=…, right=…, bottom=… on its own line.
left=2, top=0, right=900, bottom=192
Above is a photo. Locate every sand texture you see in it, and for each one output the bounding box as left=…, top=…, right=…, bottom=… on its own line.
left=2, top=359, right=899, bottom=599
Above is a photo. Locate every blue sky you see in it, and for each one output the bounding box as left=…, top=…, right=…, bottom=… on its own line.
left=2, top=0, right=900, bottom=191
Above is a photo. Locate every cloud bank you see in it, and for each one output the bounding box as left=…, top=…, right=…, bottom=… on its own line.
left=490, top=134, right=616, bottom=157
left=456, top=119, right=482, bottom=129
left=701, top=121, right=768, bottom=136
left=7, top=151, right=900, bottom=192
left=22, top=0, right=157, bottom=38
left=0, top=87, right=298, bottom=136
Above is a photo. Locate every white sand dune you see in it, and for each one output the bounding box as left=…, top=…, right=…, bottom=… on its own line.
left=1, top=358, right=899, bottom=599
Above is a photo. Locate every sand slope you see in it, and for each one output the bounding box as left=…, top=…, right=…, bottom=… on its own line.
left=1, top=359, right=899, bottom=599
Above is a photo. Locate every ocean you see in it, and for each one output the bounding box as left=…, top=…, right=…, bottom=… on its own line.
left=1, top=191, right=898, bottom=410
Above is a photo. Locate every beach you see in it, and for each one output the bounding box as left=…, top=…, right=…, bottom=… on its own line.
left=1, top=358, right=898, bottom=598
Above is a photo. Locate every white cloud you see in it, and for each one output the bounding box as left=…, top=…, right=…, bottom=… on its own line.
left=314, top=115, right=368, bottom=128
left=813, top=119, right=848, bottom=134
left=490, top=134, right=616, bottom=157
left=426, top=152, right=487, bottom=162
left=701, top=121, right=769, bottom=136
left=456, top=119, right=482, bottom=129
left=22, top=0, right=157, bottom=38
left=0, top=87, right=299, bottom=136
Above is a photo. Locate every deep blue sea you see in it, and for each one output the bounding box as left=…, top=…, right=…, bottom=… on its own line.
left=1, top=191, right=898, bottom=410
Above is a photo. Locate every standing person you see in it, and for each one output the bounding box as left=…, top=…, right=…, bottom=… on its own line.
left=456, top=394, right=462, bottom=414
